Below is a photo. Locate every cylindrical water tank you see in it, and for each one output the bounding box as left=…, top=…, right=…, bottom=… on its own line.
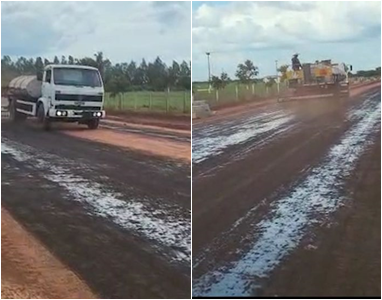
left=8, top=75, right=42, bottom=99
left=331, top=63, right=347, bottom=76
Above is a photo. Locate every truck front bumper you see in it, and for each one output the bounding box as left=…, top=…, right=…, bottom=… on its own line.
left=48, top=109, right=106, bottom=120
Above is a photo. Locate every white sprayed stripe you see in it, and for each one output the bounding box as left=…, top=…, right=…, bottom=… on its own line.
left=193, top=112, right=294, bottom=163
left=2, top=140, right=190, bottom=264
left=193, top=99, right=381, bottom=296
left=347, top=91, right=381, bottom=121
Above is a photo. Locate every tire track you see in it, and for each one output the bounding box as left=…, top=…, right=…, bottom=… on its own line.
left=192, top=109, right=297, bottom=165
left=100, top=122, right=190, bottom=143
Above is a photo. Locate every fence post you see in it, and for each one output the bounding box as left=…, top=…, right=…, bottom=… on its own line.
left=216, top=89, right=219, bottom=101
left=134, top=92, right=137, bottom=110
left=235, top=85, right=239, bottom=101
left=252, top=83, right=255, bottom=95
left=166, top=90, right=169, bottom=113
left=149, top=92, right=152, bottom=111
left=183, top=90, right=186, bottom=114
left=119, top=93, right=122, bottom=110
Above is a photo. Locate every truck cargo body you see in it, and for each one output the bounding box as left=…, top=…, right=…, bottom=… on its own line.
left=281, top=60, right=351, bottom=101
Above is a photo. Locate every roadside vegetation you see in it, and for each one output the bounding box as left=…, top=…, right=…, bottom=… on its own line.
left=193, top=59, right=283, bottom=106
left=2, top=52, right=191, bottom=114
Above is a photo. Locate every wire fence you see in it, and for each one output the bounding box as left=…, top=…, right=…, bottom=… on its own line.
left=193, top=82, right=288, bottom=107
left=104, top=90, right=191, bottom=114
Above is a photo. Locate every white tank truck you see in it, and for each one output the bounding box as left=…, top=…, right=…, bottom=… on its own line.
left=5, top=64, right=105, bottom=130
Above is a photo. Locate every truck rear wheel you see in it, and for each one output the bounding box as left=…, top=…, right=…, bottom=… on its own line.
left=37, top=104, right=51, bottom=131
left=9, top=100, right=27, bottom=123
left=87, top=118, right=99, bottom=130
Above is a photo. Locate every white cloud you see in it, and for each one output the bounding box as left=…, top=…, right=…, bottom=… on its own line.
left=2, top=1, right=191, bottom=64
left=192, top=1, right=381, bottom=80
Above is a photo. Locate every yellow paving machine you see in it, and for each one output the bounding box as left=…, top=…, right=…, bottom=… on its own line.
left=279, top=54, right=352, bottom=102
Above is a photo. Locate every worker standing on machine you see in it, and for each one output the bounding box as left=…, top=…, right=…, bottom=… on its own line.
left=292, top=53, right=302, bottom=71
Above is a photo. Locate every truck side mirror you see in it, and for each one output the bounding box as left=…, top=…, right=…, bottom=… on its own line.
left=349, top=65, right=353, bottom=71
left=36, top=71, right=43, bottom=81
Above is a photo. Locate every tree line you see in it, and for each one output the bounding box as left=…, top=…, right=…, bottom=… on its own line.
left=208, top=59, right=276, bottom=91
left=350, top=67, right=381, bottom=78
left=1, top=52, right=191, bottom=94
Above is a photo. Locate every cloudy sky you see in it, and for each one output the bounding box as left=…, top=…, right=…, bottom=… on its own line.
left=192, top=1, right=381, bottom=81
left=2, top=1, right=191, bottom=64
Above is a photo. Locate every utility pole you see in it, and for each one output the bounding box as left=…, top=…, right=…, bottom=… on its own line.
left=206, top=52, right=211, bottom=92
left=275, top=59, right=280, bottom=94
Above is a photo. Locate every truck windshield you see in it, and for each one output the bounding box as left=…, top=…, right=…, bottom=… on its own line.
left=53, top=68, right=102, bottom=87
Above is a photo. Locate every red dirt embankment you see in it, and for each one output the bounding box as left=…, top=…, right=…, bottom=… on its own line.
left=64, top=128, right=191, bottom=162
left=1, top=208, right=96, bottom=299
left=103, top=119, right=190, bottom=137
left=106, top=111, right=191, bottom=130
left=25, top=118, right=191, bottom=162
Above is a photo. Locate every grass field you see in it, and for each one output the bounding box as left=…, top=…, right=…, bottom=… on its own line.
left=193, top=81, right=287, bottom=106
left=104, top=90, right=191, bottom=114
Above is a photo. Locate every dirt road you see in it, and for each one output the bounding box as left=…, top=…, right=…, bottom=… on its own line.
left=2, top=115, right=191, bottom=298
left=192, top=83, right=381, bottom=297
left=2, top=208, right=96, bottom=299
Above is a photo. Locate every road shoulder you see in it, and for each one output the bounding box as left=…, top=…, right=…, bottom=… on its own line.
left=1, top=207, right=96, bottom=299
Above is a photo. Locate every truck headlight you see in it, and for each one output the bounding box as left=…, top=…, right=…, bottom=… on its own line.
left=93, top=112, right=102, bottom=117
left=56, top=110, right=67, bottom=117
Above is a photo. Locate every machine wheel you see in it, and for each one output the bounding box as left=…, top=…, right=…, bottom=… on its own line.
left=9, top=100, right=27, bottom=123
left=37, top=104, right=51, bottom=131
left=87, top=118, right=99, bottom=130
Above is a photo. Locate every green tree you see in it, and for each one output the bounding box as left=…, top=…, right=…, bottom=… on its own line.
left=127, top=61, right=137, bottom=86
left=76, top=57, right=97, bottom=68
left=35, top=57, right=44, bottom=73
left=135, top=59, right=148, bottom=87
left=107, top=74, right=130, bottom=97
left=1, top=54, right=191, bottom=92
left=2, top=55, right=12, bottom=67
left=94, top=51, right=111, bottom=80
left=61, top=56, right=67, bottom=64
left=167, top=61, right=180, bottom=90
left=147, top=57, right=167, bottom=90
left=235, top=59, right=259, bottom=86
left=211, top=72, right=230, bottom=90
left=277, top=64, right=289, bottom=82
left=68, top=55, right=74, bottom=65
left=178, top=61, right=191, bottom=90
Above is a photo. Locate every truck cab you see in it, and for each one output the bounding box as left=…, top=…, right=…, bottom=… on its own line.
left=36, top=64, right=105, bottom=129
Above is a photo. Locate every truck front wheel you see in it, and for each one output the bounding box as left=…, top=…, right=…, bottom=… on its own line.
left=87, top=118, right=99, bottom=130
left=37, top=104, right=51, bottom=131
left=9, top=100, right=27, bottom=123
